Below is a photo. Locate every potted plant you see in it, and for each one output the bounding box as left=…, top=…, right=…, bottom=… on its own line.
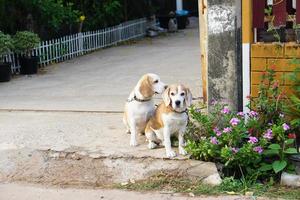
left=13, top=31, right=40, bottom=74
left=294, top=24, right=300, bottom=44
left=0, top=31, right=13, bottom=82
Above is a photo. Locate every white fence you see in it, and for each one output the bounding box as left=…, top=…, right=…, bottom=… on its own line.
left=5, top=18, right=147, bottom=74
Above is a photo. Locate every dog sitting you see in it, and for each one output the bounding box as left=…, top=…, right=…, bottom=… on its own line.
left=145, top=84, right=192, bottom=158
left=123, top=73, right=167, bottom=146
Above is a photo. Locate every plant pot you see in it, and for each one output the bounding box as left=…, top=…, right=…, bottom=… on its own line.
left=19, top=56, right=39, bottom=75
left=158, top=16, right=172, bottom=29
left=295, top=29, right=300, bottom=44
left=176, top=15, right=188, bottom=29
left=0, top=62, right=11, bottom=82
left=289, top=154, right=300, bottom=175
left=259, top=27, right=286, bottom=43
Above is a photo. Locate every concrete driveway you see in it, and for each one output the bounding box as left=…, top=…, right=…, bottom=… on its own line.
left=0, top=19, right=201, bottom=159
left=0, top=20, right=201, bottom=112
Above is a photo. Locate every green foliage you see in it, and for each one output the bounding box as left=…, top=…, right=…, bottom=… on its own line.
left=285, top=58, right=300, bottom=128
left=186, top=68, right=297, bottom=183
left=77, top=0, right=123, bottom=31
left=118, top=172, right=300, bottom=199
left=249, top=68, right=286, bottom=133
left=0, top=31, right=13, bottom=58
left=32, top=0, right=80, bottom=32
left=13, top=31, right=40, bottom=55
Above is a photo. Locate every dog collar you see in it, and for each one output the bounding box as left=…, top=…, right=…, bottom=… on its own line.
left=127, top=95, right=151, bottom=103
left=174, top=109, right=188, bottom=114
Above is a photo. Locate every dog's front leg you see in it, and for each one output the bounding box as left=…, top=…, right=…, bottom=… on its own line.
left=178, top=128, right=187, bottom=155
left=129, top=119, right=138, bottom=146
left=163, top=127, right=176, bottom=158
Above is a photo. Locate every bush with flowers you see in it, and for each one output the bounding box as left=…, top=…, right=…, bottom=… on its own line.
left=185, top=68, right=298, bottom=182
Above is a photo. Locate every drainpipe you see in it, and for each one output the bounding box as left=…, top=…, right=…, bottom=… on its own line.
left=176, top=0, right=183, bottom=11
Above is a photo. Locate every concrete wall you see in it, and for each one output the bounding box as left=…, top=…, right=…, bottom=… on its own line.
left=206, top=0, right=242, bottom=110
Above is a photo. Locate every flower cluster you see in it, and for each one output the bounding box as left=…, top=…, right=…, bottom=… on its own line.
left=186, top=67, right=298, bottom=182
left=186, top=100, right=295, bottom=181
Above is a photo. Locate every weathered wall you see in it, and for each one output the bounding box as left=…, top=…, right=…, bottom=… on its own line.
left=206, top=0, right=242, bottom=110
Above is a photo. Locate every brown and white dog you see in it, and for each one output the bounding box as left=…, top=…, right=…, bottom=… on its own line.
left=145, top=84, right=192, bottom=158
left=123, top=73, right=167, bottom=146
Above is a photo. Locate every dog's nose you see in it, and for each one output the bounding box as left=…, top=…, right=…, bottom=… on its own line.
left=164, top=85, right=168, bottom=89
left=175, top=100, right=180, bottom=106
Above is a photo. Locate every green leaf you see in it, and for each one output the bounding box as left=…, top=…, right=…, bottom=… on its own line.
left=259, top=164, right=273, bottom=172
left=272, top=160, right=287, bottom=173
left=284, top=148, right=298, bottom=154
left=268, top=144, right=281, bottom=150
left=287, top=164, right=296, bottom=171
left=285, top=139, right=295, bottom=145
left=263, top=149, right=279, bottom=156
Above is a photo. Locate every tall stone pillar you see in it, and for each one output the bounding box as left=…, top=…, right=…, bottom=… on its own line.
left=199, top=0, right=242, bottom=111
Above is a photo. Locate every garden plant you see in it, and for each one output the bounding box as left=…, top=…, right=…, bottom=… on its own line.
left=13, top=31, right=40, bottom=74
left=185, top=66, right=300, bottom=185
left=0, top=31, right=14, bottom=81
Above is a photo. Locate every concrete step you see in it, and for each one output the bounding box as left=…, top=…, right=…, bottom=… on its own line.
left=0, top=111, right=220, bottom=187
left=0, top=148, right=220, bottom=187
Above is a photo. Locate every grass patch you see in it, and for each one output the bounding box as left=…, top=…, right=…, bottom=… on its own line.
left=116, top=172, right=300, bottom=199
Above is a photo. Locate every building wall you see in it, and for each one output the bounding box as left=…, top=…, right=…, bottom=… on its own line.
left=250, top=43, right=300, bottom=97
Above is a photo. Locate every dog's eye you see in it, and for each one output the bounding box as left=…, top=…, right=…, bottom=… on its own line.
left=170, top=92, right=175, bottom=96
left=154, top=80, right=158, bottom=84
left=180, top=92, right=185, bottom=96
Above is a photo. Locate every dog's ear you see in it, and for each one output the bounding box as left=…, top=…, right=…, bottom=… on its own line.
left=185, top=88, right=192, bottom=107
left=139, top=75, right=154, bottom=98
left=162, top=87, right=171, bottom=106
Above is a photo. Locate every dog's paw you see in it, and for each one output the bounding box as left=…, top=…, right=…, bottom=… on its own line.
left=130, top=140, right=138, bottom=147
left=179, top=147, right=187, bottom=155
left=166, top=150, right=176, bottom=158
left=148, top=141, right=157, bottom=149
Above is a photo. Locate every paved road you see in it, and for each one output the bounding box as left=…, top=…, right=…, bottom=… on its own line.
left=0, top=183, right=257, bottom=200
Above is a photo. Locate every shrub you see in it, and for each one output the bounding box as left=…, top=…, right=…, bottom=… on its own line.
left=13, top=31, right=40, bottom=56
left=0, top=31, right=13, bottom=61
left=285, top=59, right=300, bottom=128
left=185, top=68, right=297, bottom=182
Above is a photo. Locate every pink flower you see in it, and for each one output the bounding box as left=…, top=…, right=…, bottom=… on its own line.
left=195, top=108, right=201, bottom=113
left=282, top=123, right=290, bottom=131
left=248, top=136, right=258, bottom=144
left=270, top=65, right=276, bottom=71
left=230, top=118, right=240, bottom=126
left=211, top=99, right=217, bottom=105
left=213, top=127, right=222, bottom=136
left=231, top=147, right=239, bottom=154
left=223, top=127, right=232, bottom=133
left=272, top=81, right=279, bottom=89
left=210, top=137, right=218, bottom=145
left=237, top=112, right=244, bottom=117
left=222, top=107, right=230, bottom=114
left=263, top=129, right=273, bottom=140
left=248, top=111, right=258, bottom=118
left=253, top=146, right=263, bottom=154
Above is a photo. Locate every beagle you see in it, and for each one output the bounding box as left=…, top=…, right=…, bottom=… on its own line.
left=145, top=84, right=192, bottom=158
left=123, top=73, right=167, bottom=146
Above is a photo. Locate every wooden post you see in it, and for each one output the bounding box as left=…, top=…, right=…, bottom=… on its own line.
left=198, top=0, right=208, bottom=104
